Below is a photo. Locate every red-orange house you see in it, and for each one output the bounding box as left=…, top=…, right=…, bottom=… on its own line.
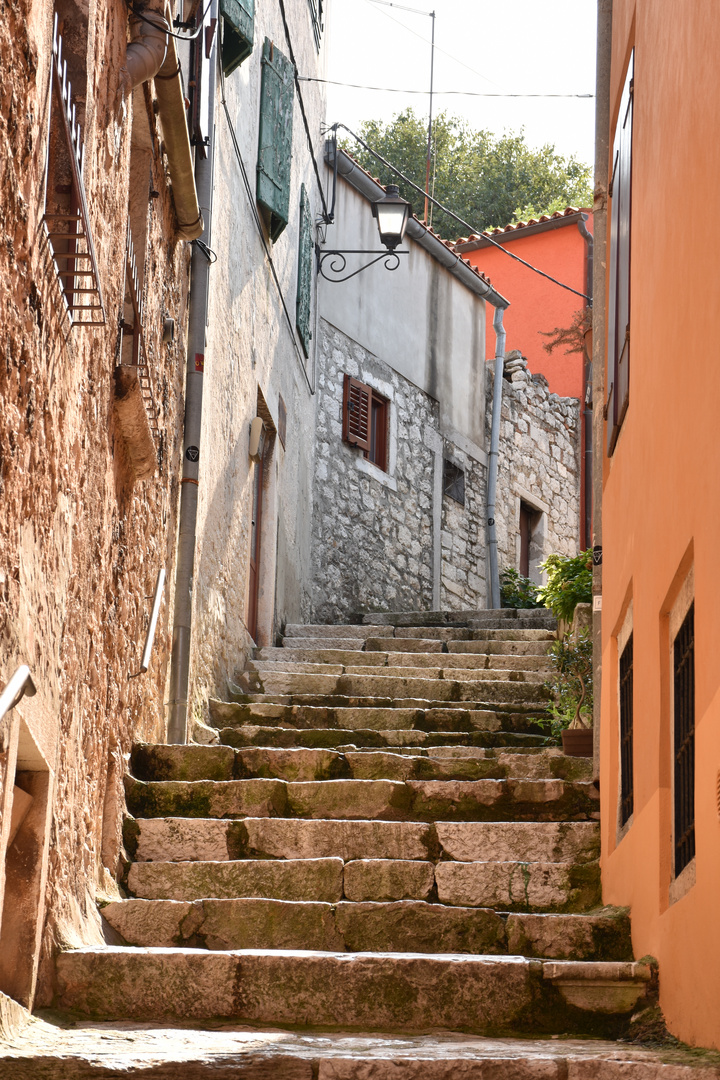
left=456, top=209, right=593, bottom=546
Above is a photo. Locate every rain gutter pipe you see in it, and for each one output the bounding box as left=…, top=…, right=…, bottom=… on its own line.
left=577, top=213, right=594, bottom=549
left=487, top=305, right=507, bottom=610
left=167, top=23, right=217, bottom=744
left=121, top=4, right=204, bottom=240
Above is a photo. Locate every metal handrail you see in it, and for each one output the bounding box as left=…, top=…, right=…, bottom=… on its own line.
left=130, top=569, right=166, bottom=677
left=0, top=666, right=37, bottom=725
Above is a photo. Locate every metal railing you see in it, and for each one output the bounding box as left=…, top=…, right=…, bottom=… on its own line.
left=0, top=667, right=37, bottom=726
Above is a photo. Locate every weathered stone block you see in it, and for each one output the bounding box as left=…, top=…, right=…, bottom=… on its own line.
left=343, top=860, right=435, bottom=902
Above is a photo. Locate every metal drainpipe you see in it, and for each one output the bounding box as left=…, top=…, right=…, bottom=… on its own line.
left=486, top=304, right=508, bottom=610
left=167, top=45, right=217, bottom=745
left=577, top=213, right=594, bottom=549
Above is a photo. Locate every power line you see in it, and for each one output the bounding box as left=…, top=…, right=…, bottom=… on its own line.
left=334, top=124, right=592, bottom=303
left=300, top=76, right=593, bottom=99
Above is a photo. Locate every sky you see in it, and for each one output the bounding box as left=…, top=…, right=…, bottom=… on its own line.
left=322, top=0, right=597, bottom=168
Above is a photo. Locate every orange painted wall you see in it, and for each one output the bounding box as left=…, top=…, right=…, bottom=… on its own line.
left=600, top=0, right=720, bottom=1049
left=460, top=218, right=591, bottom=399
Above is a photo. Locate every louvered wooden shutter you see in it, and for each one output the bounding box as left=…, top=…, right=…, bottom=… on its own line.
left=257, top=38, right=294, bottom=242
left=607, top=52, right=633, bottom=455
left=296, top=184, right=313, bottom=356
left=220, top=0, right=254, bottom=77
left=342, top=374, right=371, bottom=451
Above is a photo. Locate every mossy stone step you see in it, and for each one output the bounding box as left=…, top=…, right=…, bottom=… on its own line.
left=102, top=897, right=632, bottom=960
left=216, top=726, right=550, bottom=751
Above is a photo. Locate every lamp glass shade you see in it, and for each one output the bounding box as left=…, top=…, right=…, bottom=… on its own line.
left=372, top=185, right=411, bottom=250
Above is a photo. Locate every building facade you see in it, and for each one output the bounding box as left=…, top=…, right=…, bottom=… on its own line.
left=596, top=0, right=720, bottom=1048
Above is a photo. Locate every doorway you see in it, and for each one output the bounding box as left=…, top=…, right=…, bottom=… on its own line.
left=519, top=499, right=543, bottom=581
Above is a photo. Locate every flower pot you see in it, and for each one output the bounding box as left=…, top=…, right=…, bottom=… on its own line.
left=561, top=728, right=593, bottom=757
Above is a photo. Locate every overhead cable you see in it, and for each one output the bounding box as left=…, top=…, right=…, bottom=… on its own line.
left=335, top=123, right=592, bottom=302
left=300, top=76, right=594, bottom=99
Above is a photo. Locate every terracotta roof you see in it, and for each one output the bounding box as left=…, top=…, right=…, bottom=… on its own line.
left=454, top=207, right=592, bottom=248
left=337, top=147, right=497, bottom=292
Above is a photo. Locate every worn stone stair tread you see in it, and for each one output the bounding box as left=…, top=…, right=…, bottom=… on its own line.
left=128, top=857, right=346, bottom=902
left=434, top=859, right=600, bottom=913
left=216, top=727, right=549, bottom=750
left=282, top=637, right=368, bottom=651
left=8, top=1023, right=699, bottom=1080
left=284, top=625, right=388, bottom=638
left=55, top=947, right=649, bottom=1031
left=125, top=775, right=599, bottom=823
left=102, top=898, right=631, bottom=960
left=239, top=671, right=551, bottom=703
left=257, top=648, right=554, bottom=671
left=250, top=659, right=551, bottom=681
left=127, top=816, right=598, bottom=866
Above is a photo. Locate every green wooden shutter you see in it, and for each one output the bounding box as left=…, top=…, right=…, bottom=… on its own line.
left=296, top=184, right=313, bottom=356
left=220, top=0, right=254, bottom=77
left=257, top=39, right=294, bottom=242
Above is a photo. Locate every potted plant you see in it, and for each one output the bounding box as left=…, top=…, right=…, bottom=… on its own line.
left=542, top=631, right=593, bottom=756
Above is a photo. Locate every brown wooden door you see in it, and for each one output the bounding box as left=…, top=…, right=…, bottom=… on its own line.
left=248, top=451, right=264, bottom=642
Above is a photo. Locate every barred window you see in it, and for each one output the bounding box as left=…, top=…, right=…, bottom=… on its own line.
left=673, top=603, right=695, bottom=877
left=619, top=633, right=634, bottom=826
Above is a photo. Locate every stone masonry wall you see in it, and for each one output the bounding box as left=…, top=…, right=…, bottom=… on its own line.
left=491, top=351, right=581, bottom=580
left=0, top=0, right=190, bottom=1003
left=308, top=320, right=437, bottom=622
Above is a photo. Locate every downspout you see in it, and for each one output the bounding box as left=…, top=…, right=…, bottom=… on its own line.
left=167, top=28, right=217, bottom=744
left=486, top=303, right=508, bottom=610
left=577, top=213, right=594, bottom=549
left=592, top=0, right=613, bottom=779
left=118, top=4, right=204, bottom=241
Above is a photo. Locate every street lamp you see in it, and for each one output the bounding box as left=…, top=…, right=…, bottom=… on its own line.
left=371, top=185, right=412, bottom=251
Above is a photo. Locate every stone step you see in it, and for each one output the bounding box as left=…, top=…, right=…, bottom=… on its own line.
left=124, top=776, right=599, bottom=823
left=217, top=726, right=549, bottom=750
left=362, top=609, right=555, bottom=627
left=236, top=671, right=551, bottom=704
left=55, top=947, right=653, bottom=1033
left=255, top=650, right=555, bottom=672
left=102, top=897, right=632, bottom=960
left=449, top=639, right=553, bottom=655
left=247, top=662, right=550, bottom=686
left=282, top=637, right=367, bottom=651
left=469, top=617, right=558, bottom=631
left=239, top=695, right=553, bottom=718
left=210, top=700, right=550, bottom=735
left=127, top=817, right=599, bottom=865
left=126, top=854, right=598, bottom=910
left=285, top=624, right=387, bottom=638
left=470, top=629, right=556, bottom=642
left=131, top=745, right=591, bottom=785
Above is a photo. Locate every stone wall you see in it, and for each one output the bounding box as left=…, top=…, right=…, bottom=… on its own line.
left=0, top=0, right=191, bottom=1005
left=491, top=351, right=581, bottom=581
left=308, top=320, right=437, bottom=622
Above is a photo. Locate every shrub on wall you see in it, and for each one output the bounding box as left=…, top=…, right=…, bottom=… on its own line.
left=537, top=549, right=593, bottom=623
left=499, top=567, right=544, bottom=609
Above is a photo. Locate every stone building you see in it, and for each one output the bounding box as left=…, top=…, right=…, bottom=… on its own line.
left=308, top=147, right=581, bottom=623
left=0, top=0, right=209, bottom=1008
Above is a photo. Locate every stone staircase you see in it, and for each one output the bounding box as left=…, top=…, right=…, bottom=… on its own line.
left=54, top=609, right=653, bottom=1044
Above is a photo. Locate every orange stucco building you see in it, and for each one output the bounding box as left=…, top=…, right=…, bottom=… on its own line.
left=457, top=211, right=593, bottom=547
left=596, top=0, right=720, bottom=1049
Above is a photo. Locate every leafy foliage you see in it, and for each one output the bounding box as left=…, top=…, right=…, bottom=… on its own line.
left=499, top=567, right=544, bottom=609
left=542, top=631, right=594, bottom=735
left=343, top=109, right=593, bottom=241
left=541, top=307, right=592, bottom=357
left=538, top=549, right=593, bottom=623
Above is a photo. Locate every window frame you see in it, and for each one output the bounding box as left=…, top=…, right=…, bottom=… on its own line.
left=342, top=373, right=389, bottom=473
left=606, top=50, right=634, bottom=456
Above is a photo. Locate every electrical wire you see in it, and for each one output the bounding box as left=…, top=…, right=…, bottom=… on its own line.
left=299, top=77, right=593, bottom=99
left=275, top=0, right=330, bottom=221
left=335, top=123, right=592, bottom=302
left=218, top=49, right=314, bottom=393
left=127, top=0, right=213, bottom=41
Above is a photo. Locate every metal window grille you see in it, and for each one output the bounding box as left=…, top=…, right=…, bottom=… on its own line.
left=42, top=15, right=104, bottom=326
left=619, top=633, right=634, bottom=825
left=443, top=460, right=465, bottom=505
left=673, top=603, right=695, bottom=877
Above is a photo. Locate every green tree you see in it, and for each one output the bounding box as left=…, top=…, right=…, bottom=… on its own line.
left=343, top=109, right=592, bottom=241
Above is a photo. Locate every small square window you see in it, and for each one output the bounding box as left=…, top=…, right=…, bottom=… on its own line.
left=342, top=374, right=388, bottom=472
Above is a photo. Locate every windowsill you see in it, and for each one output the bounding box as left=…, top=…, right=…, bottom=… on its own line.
left=669, top=856, right=696, bottom=906
left=616, top=811, right=633, bottom=846
left=354, top=455, right=397, bottom=491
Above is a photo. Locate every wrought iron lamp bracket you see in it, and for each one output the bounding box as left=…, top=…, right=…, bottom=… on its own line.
left=316, top=245, right=408, bottom=284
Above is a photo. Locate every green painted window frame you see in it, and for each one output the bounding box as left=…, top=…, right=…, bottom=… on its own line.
left=220, top=0, right=254, bottom=77
left=256, top=38, right=294, bottom=242
left=308, top=0, right=324, bottom=49
left=296, top=185, right=313, bottom=356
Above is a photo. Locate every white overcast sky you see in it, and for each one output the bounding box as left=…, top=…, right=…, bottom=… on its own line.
left=322, top=0, right=597, bottom=166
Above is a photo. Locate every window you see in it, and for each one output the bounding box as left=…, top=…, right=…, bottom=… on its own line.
left=606, top=50, right=633, bottom=455
left=443, top=460, right=465, bottom=505
left=296, top=185, right=313, bottom=356
left=220, top=0, right=254, bottom=76
left=256, top=38, right=294, bottom=242
left=673, top=603, right=695, bottom=877
left=308, top=0, right=324, bottom=49
left=619, top=633, right=634, bottom=826
left=342, top=374, right=388, bottom=472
